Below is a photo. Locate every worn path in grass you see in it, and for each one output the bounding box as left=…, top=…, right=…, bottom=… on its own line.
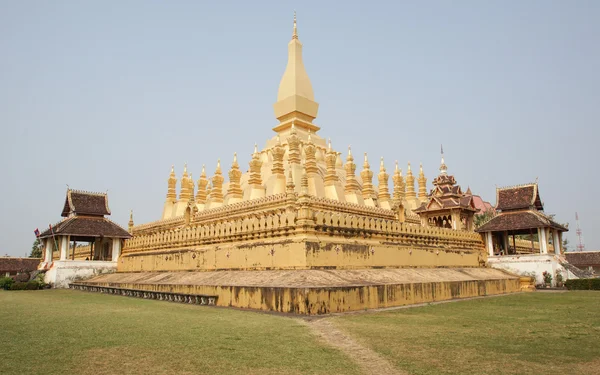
left=303, top=318, right=406, bottom=375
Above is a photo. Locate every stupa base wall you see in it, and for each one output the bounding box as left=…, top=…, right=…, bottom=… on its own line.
left=74, top=268, right=520, bottom=315
left=118, top=235, right=485, bottom=273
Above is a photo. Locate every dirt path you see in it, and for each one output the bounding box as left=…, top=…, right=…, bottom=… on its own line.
left=303, top=318, right=407, bottom=375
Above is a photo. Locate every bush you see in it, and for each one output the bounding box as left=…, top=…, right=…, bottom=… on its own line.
left=0, top=277, right=14, bottom=290
left=542, top=271, right=553, bottom=286
left=7, top=281, right=43, bottom=291
left=565, top=278, right=600, bottom=290
left=10, top=282, right=28, bottom=290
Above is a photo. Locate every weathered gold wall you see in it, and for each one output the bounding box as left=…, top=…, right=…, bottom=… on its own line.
left=83, top=277, right=520, bottom=314
left=118, top=234, right=484, bottom=272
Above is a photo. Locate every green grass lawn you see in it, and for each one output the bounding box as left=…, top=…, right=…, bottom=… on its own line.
left=2, top=290, right=599, bottom=375
left=335, top=292, right=600, bottom=375
left=0, top=290, right=359, bottom=375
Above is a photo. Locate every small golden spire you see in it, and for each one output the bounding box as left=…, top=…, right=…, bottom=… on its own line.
left=328, top=138, right=332, bottom=151
left=216, top=159, right=221, bottom=174
left=364, top=152, right=369, bottom=167
left=348, top=145, right=352, bottom=157
left=254, top=143, right=258, bottom=154
left=170, top=165, right=175, bottom=174
left=395, top=160, right=399, bottom=173
left=233, top=152, right=238, bottom=165
left=183, top=163, right=188, bottom=174
left=201, top=164, right=206, bottom=177
left=292, top=10, right=298, bottom=40
left=380, top=157, right=385, bottom=171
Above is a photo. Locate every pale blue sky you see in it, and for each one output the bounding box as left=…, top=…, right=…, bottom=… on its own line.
left=1, top=1, right=598, bottom=256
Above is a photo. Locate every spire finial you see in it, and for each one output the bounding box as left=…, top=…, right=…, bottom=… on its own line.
left=183, top=163, right=188, bottom=174
left=170, top=165, right=174, bottom=173
left=439, top=144, right=448, bottom=176
left=201, top=164, right=206, bottom=176
left=254, top=143, right=258, bottom=154
left=395, top=160, right=399, bottom=172
left=348, top=145, right=352, bottom=157
left=233, top=152, right=238, bottom=164
left=328, top=138, right=332, bottom=151
left=292, top=10, right=298, bottom=39
left=380, top=157, right=385, bottom=170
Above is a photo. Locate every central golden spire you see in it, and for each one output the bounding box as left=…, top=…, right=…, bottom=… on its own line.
left=273, top=12, right=320, bottom=133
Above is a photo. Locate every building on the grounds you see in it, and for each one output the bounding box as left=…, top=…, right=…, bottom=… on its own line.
left=414, top=151, right=477, bottom=231
left=0, top=257, right=41, bottom=278
left=476, top=183, right=572, bottom=286
left=38, top=189, right=131, bottom=287
left=564, top=251, right=600, bottom=275
left=73, top=15, right=526, bottom=314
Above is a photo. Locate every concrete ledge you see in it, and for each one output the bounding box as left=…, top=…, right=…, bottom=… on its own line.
left=78, top=268, right=520, bottom=315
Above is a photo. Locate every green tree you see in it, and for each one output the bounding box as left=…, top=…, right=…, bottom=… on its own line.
left=30, top=238, right=42, bottom=258
left=474, top=210, right=496, bottom=228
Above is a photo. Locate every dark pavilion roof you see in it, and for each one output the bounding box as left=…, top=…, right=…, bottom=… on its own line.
left=475, top=210, right=568, bottom=233
left=39, top=216, right=131, bottom=239
left=415, top=167, right=476, bottom=214
left=565, top=251, right=600, bottom=267
left=61, top=190, right=110, bottom=217
left=496, top=183, right=543, bottom=212
left=476, top=182, right=567, bottom=233
left=0, top=257, right=41, bottom=273
left=39, top=188, right=131, bottom=240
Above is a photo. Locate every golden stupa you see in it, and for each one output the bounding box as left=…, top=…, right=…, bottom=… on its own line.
left=78, top=15, right=521, bottom=314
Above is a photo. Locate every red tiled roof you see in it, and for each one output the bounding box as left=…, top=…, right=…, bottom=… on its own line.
left=565, top=251, right=600, bottom=267
left=61, top=190, right=110, bottom=217
left=0, top=257, right=40, bottom=273
left=475, top=210, right=567, bottom=233
left=496, top=184, right=543, bottom=212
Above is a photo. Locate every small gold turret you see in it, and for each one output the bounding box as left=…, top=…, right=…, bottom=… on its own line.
left=271, top=137, right=286, bottom=176
left=418, top=163, right=428, bottom=203
left=166, top=165, right=177, bottom=201
left=287, top=123, right=301, bottom=164
left=248, top=144, right=263, bottom=186
left=377, top=157, right=391, bottom=204
left=361, top=153, right=376, bottom=202
left=227, top=153, right=243, bottom=200
left=324, top=139, right=339, bottom=186
left=196, top=165, right=209, bottom=204
left=128, top=210, right=134, bottom=233
left=344, top=146, right=360, bottom=194
left=405, top=162, right=416, bottom=199
left=392, top=161, right=405, bottom=204
left=210, top=160, right=224, bottom=203
left=285, top=166, right=296, bottom=208
left=179, top=163, right=192, bottom=201
left=303, top=130, right=318, bottom=175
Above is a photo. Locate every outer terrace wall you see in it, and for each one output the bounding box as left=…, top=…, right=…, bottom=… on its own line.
left=120, top=194, right=486, bottom=272
left=79, top=270, right=519, bottom=314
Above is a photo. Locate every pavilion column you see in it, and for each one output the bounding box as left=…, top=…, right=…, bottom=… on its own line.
left=486, top=232, right=494, bottom=257
left=538, top=228, right=547, bottom=254
left=59, top=236, right=70, bottom=260
left=553, top=231, right=561, bottom=255
left=44, top=239, right=53, bottom=263
left=503, top=231, right=509, bottom=255
left=112, top=238, right=121, bottom=262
